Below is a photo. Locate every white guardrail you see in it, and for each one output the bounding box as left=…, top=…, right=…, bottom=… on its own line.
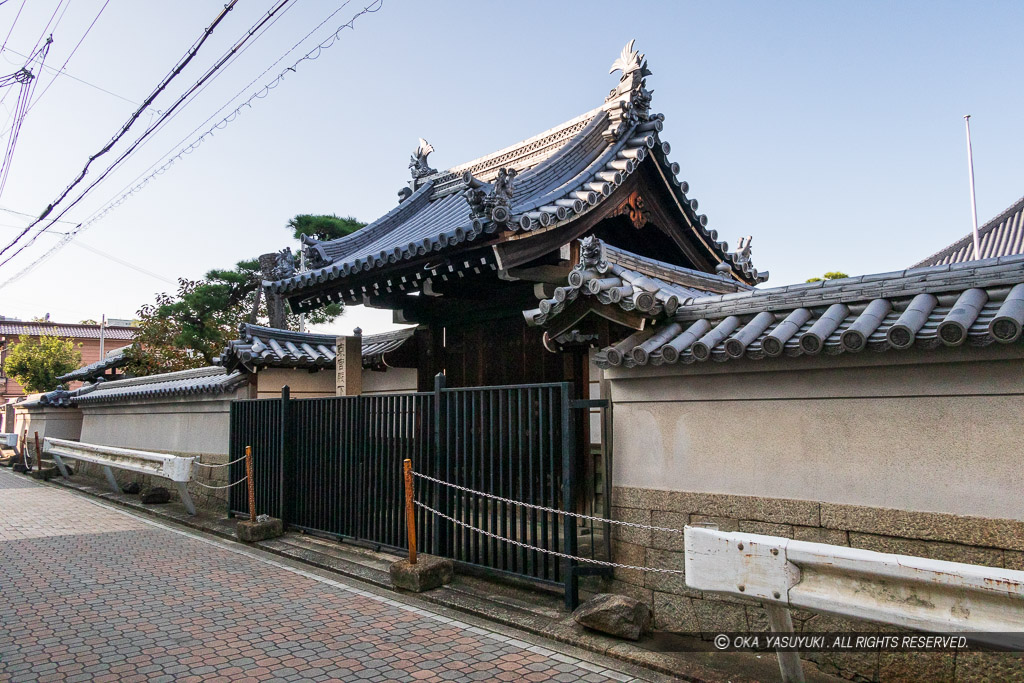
left=684, top=525, right=1024, bottom=682
left=43, top=437, right=197, bottom=515
left=1, top=433, right=18, bottom=449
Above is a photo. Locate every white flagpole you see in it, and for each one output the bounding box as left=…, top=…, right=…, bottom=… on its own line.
left=963, top=115, right=981, bottom=261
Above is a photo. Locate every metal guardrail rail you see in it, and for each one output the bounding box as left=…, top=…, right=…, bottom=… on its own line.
left=684, top=526, right=1024, bottom=682
left=43, top=437, right=197, bottom=515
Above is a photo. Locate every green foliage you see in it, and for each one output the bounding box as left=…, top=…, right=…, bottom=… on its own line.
left=288, top=214, right=364, bottom=242
left=5, top=335, right=81, bottom=392
left=79, top=319, right=99, bottom=325
left=126, top=213, right=359, bottom=376
left=806, top=271, right=849, bottom=283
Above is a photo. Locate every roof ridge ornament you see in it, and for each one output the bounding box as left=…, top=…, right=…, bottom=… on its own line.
left=604, top=39, right=654, bottom=142
left=464, top=167, right=517, bottom=225
left=409, top=138, right=436, bottom=179
left=734, top=236, right=753, bottom=266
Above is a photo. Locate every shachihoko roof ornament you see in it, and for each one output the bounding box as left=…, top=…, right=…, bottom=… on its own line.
left=409, top=138, right=436, bottom=179
left=604, top=39, right=654, bottom=142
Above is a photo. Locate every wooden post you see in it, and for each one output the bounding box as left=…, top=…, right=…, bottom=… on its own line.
left=245, top=446, right=256, bottom=523
left=33, top=431, right=41, bottom=471
left=19, top=428, right=27, bottom=468
left=404, top=458, right=416, bottom=565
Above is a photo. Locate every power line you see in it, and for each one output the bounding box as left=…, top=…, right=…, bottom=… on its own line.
left=0, top=0, right=296, bottom=267
left=0, top=0, right=241, bottom=259
left=0, top=36, right=51, bottom=200
left=0, top=44, right=139, bottom=106
left=16, top=0, right=111, bottom=118
left=0, top=0, right=384, bottom=290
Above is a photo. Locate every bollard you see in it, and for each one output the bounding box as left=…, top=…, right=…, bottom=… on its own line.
left=245, top=446, right=256, bottom=523
left=20, top=429, right=27, bottom=468
left=33, top=431, right=42, bottom=471
left=404, top=458, right=416, bottom=565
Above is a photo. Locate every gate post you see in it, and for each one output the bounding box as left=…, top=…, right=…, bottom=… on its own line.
left=279, top=385, right=292, bottom=524
left=560, top=381, right=579, bottom=610
left=432, top=372, right=448, bottom=557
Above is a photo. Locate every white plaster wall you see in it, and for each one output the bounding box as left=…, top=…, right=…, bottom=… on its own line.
left=78, top=392, right=243, bottom=457
left=362, top=367, right=418, bottom=395
left=607, top=348, right=1024, bottom=521
left=12, top=406, right=83, bottom=443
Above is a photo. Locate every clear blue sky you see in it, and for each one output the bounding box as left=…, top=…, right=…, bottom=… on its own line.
left=0, top=0, right=1020, bottom=334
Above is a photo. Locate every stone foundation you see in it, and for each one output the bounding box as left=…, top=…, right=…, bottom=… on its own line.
left=73, top=451, right=231, bottom=513
left=607, top=486, right=1024, bottom=682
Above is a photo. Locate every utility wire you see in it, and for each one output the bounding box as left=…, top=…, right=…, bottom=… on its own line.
left=15, top=0, right=111, bottom=119
left=0, top=0, right=297, bottom=266
left=101, top=0, right=363, bottom=213
left=0, top=36, right=51, bottom=200
left=0, top=0, right=240, bottom=258
left=0, top=0, right=383, bottom=290
left=0, top=44, right=139, bottom=106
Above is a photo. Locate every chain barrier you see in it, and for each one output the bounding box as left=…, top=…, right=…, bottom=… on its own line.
left=411, top=469, right=685, bottom=535
left=414, top=501, right=685, bottom=575
left=193, top=454, right=247, bottom=469
left=193, top=475, right=248, bottom=490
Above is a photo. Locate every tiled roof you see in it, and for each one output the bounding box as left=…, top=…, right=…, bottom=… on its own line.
left=73, top=366, right=247, bottom=405
left=56, top=349, right=129, bottom=383
left=267, top=42, right=764, bottom=310
left=525, top=237, right=750, bottom=327
left=915, top=195, right=1024, bottom=267
left=0, top=321, right=137, bottom=340
left=216, top=324, right=415, bottom=372
left=593, top=254, right=1024, bottom=368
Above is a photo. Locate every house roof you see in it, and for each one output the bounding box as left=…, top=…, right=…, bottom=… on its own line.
left=267, top=41, right=765, bottom=311
left=72, top=366, right=247, bottom=405
left=56, top=349, right=129, bottom=384
left=0, top=320, right=137, bottom=340
left=527, top=238, right=1024, bottom=368
left=915, top=195, right=1024, bottom=267
left=216, top=324, right=415, bottom=372
left=525, top=236, right=751, bottom=328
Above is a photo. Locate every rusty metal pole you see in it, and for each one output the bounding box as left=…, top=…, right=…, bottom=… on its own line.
left=245, top=446, right=256, bottom=523
left=404, top=458, right=417, bottom=565
left=33, top=431, right=41, bottom=471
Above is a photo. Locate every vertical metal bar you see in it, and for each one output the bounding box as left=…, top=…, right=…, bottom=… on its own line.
left=279, top=386, right=291, bottom=524
left=517, top=388, right=526, bottom=574
left=246, top=445, right=255, bottom=522
left=404, top=458, right=417, bottom=564
left=487, top=390, right=496, bottom=567
left=560, top=382, right=578, bottom=610
left=538, top=387, right=549, bottom=579
left=432, top=373, right=446, bottom=557
left=765, top=605, right=806, bottom=683
left=527, top=388, right=537, bottom=577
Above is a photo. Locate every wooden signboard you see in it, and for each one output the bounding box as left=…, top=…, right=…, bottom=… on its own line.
left=335, top=334, right=362, bottom=396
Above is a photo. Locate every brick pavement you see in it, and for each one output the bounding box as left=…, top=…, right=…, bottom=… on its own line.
left=0, top=469, right=645, bottom=682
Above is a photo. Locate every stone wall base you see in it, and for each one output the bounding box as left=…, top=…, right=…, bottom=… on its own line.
left=607, top=486, right=1024, bottom=682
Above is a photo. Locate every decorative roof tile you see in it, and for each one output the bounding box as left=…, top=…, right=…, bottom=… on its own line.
left=0, top=321, right=137, bottom=340
left=73, top=367, right=247, bottom=405
left=267, top=41, right=765, bottom=309
left=915, top=195, right=1024, bottom=267
left=56, top=349, right=129, bottom=383
left=217, top=324, right=414, bottom=372
left=594, top=254, right=1024, bottom=369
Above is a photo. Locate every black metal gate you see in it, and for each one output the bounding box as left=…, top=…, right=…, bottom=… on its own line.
left=228, top=374, right=608, bottom=605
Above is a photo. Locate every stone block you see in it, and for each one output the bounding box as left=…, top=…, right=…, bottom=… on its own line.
left=651, top=592, right=700, bottom=632
left=389, top=555, right=453, bottom=592
left=643, top=548, right=696, bottom=596
left=688, top=514, right=739, bottom=533
left=690, top=597, right=748, bottom=633
left=29, top=466, right=59, bottom=481
left=572, top=593, right=651, bottom=641
left=878, top=652, right=955, bottom=683
left=140, top=487, right=170, bottom=504
left=649, top=510, right=689, bottom=551
left=1005, top=551, right=1024, bottom=571
left=820, top=502, right=1024, bottom=551
left=122, top=482, right=141, bottom=494
left=236, top=517, right=283, bottom=543
left=738, top=520, right=794, bottom=538
left=793, top=525, right=849, bottom=545
left=603, top=579, right=652, bottom=605
left=610, top=540, right=646, bottom=587
left=13, top=462, right=28, bottom=473
left=849, top=532, right=1005, bottom=567
left=954, top=652, right=1024, bottom=682
left=610, top=506, right=651, bottom=547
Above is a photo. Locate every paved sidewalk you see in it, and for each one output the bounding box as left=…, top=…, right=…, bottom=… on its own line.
left=0, top=469, right=651, bottom=682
